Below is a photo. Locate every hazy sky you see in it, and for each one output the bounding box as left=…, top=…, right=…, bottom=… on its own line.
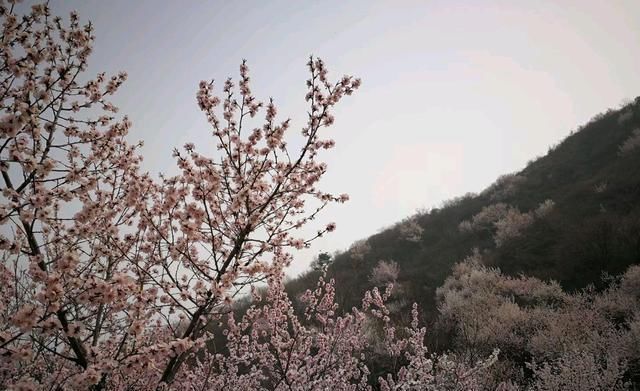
left=44, top=0, right=640, bottom=275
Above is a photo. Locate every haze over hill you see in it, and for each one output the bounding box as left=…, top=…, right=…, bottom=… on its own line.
left=287, top=96, right=640, bottom=320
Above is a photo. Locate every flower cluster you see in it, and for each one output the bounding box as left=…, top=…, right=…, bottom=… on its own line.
left=458, top=200, right=555, bottom=247
left=175, top=272, right=497, bottom=391
left=436, top=253, right=640, bottom=390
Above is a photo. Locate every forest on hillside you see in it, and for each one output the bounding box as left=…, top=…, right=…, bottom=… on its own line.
left=288, top=96, right=640, bottom=318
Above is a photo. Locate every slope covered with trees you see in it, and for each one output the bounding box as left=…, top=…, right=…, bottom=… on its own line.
left=288, top=96, right=640, bottom=321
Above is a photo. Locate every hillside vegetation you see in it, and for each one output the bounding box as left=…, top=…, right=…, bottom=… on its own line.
left=287, top=96, right=640, bottom=322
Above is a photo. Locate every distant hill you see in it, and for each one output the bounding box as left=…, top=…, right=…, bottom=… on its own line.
left=286, top=96, right=640, bottom=323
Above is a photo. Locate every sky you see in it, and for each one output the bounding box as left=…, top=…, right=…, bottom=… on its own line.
left=42, top=0, right=640, bottom=276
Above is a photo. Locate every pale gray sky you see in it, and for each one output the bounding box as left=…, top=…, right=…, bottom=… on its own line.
left=46, top=0, right=640, bottom=275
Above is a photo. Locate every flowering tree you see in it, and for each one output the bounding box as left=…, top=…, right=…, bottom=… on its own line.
left=0, top=3, right=155, bottom=388
left=349, top=239, right=372, bottom=262
left=397, top=218, right=423, bottom=243
left=481, top=173, right=526, bottom=202
left=620, top=128, right=640, bottom=155
left=137, top=50, right=359, bottom=386
left=458, top=200, right=554, bottom=247
left=370, top=260, right=400, bottom=287
left=0, top=2, right=364, bottom=388
left=184, top=272, right=498, bottom=391
left=458, top=203, right=511, bottom=233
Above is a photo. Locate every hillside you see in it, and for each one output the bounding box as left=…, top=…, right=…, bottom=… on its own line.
left=287, top=96, right=640, bottom=322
